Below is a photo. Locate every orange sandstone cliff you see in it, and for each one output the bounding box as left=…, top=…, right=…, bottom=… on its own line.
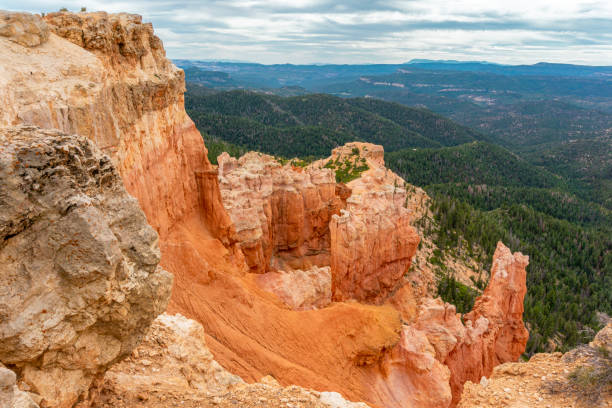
left=0, top=10, right=233, bottom=242
left=0, top=10, right=530, bottom=408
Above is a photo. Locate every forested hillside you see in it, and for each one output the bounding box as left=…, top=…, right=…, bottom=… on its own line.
left=387, top=143, right=611, bottom=353
left=428, top=195, right=611, bottom=354
left=186, top=84, right=611, bottom=355
left=185, top=88, right=485, bottom=159
left=524, top=137, right=612, bottom=209
left=385, top=142, right=561, bottom=189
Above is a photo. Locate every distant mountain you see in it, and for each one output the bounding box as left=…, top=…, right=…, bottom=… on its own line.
left=177, top=60, right=612, bottom=93
left=403, top=60, right=612, bottom=78
left=406, top=59, right=502, bottom=65
left=182, top=60, right=612, bottom=209
left=176, top=60, right=407, bottom=89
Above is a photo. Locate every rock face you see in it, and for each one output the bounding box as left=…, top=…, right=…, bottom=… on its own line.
left=213, top=145, right=528, bottom=407
left=445, top=241, right=529, bottom=405
left=0, top=126, right=172, bottom=407
left=371, top=241, right=529, bottom=408
left=0, top=11, right=49, bottom=47
left=218, top=144, right=420, bottom=305
left=0, top=363, right=39, bottom=408
left=92, top=313, right=370, bottom=408
left=1, top=10, right=531, bottom=408
left=304, top=142, right=420, bottom=303
left=326, top=143, right=419, bottom=302
left=218, top=152, right=342, bottom=273
left=372, top=242, right=528, bottom=408
left=0, top=10, right=233, bottom=241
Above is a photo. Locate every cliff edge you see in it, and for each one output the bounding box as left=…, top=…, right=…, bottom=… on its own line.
left=0, top=10, right=531, bottom=408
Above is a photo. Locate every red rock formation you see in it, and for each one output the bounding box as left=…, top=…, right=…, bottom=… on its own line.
left=443, top=241, right=529, bottom=405
left=382, top=242, right=528, bottom=406
left=1, top=11, right=530, bottom=408
left=217, top=145, right=420, bottom=305
left=380, top=326, right=453, bottom=408
left=0, top=11, right=233, bottom=243
left=218, top=152, right=342, bottom=273
left=325, top=144, right=420, bottom=303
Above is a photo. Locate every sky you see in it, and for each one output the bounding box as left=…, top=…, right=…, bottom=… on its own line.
left=2, top=0, right=612, bottom=65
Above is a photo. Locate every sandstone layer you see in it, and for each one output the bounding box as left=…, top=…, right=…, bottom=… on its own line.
left=378, top=241, right=530, bottom=408
left=218, top=143, right=420, bottom=305
left=0, top=10, right=233, bottom=241
left=324, top=143, right=420, bottom=303
left=0, top=125, right=172, bottom=407
left=445, top=241, right=529, bottom=405
left=218, top=152, right=342, bottom=273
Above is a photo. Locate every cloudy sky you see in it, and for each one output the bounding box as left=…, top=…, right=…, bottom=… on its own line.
left=2, top=0, right=612, bottom=65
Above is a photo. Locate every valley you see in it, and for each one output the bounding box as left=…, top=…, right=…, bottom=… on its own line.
left=184, top=77, right=612, bottom=355
left=0, top=8, right=609, bottom=408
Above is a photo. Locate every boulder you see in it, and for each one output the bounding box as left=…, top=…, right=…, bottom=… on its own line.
left=255, top=266, right=332, bottom=310
left=0, top=11, right=49, bottom=47
left=0, top=125, right=172, bottom=407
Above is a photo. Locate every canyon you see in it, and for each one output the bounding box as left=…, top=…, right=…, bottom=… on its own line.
left=0, top=10, right=536, bottom=408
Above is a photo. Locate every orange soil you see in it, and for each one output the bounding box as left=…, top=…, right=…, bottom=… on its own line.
left=163, top=212, right=405, bottom=408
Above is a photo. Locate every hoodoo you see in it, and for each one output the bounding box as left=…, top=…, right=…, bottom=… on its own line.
left=0, top=10, right=531, bottom=408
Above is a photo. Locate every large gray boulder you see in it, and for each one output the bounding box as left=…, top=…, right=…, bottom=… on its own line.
left=0, top=125, right=172, bottom=407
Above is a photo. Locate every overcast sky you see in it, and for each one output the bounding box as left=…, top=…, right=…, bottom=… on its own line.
left=2, top=0, right=612, bottom=65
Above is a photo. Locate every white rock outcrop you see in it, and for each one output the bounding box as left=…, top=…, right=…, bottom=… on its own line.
left=0, top=125, right=173, bottom=407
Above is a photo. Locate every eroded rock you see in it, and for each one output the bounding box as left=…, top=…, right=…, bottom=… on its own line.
left=0, top=10, right=234, bottom=242
left=458, top=323, right=612, bottom=408
left=256, top=266, right=332, bottom=310
left=0, top=10, right=532, bottom=408
left=0, top=125, right=172, bottom=407
left=91, top=313, right=371, bottom=408
left=445, top=241, right=529, bottom=405
left=0, top=11, right=49, bottom=47
left=325, top=143, right=420, bottom=303
left=218, top=152, right=342, bottom=273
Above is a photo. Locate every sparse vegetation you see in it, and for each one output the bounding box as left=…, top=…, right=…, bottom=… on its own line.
left=546, top=346, right=612, bottom=406
left=323, top=153, right=369, bottom=183
left=202, top=135, right=247, bottom=165
left=437, top=273, right=480, bottom=315
left=568, top=349, right=612, bottom=404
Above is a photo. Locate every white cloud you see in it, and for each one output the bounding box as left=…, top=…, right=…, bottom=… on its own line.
left=1, top=0, right=611, bottom=64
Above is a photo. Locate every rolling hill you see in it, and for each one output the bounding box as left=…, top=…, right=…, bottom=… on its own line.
left=185, top=87, right=486, bottom=159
